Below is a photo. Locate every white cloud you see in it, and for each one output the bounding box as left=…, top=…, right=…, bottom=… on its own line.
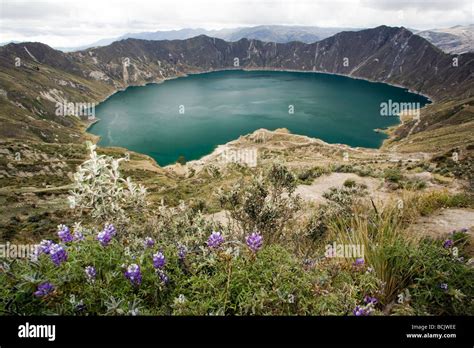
left=0, top=0, right=472, bottom=47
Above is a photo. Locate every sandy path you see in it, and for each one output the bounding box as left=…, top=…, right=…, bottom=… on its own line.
left=407, top=208, right=474, bottom=238
left=294, top=172, right=389, bottom=204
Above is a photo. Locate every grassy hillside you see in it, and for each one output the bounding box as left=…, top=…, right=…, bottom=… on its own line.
left=0, top=141, right=472, bottom=315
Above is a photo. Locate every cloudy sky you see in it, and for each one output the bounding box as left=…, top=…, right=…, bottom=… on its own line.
left=0, top=0, right=472, bottom=47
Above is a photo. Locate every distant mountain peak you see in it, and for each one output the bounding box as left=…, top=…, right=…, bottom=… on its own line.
left=416, top=24, right=473, bottom=54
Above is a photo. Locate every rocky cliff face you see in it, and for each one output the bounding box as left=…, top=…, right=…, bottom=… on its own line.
left=0, top=25, right=472, bottom=148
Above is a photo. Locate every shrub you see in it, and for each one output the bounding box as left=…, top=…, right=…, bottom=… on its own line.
left=218, top=164, right=301, bottom=243
left=143, top=203, right=218, bottom=245
left=402, top=179, right=426, bottom=191
left=322, top=184, right=366, bottom=208
left=333, top=164, right=354, bottom=173
left=304, top=204, right=344, bottom=242
left=410, top=191, right=473, bottom=217
left=407, top=237, right=474, bottom=315
left=170, top=245, right=320, bottom=315
left=384, top=168, right=403, bottom=183
left=332, top=164, right=375, bottom=177
left=297, top=166, right=328, bottom=184
left=343, top=179, right=356, bottom=188
left=68, top=142, right=147, bottom=222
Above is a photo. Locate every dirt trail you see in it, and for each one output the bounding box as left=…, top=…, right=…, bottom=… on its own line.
left=407, top=208, right=474, bottom=238
left=294, top=172, right=390, bottom=204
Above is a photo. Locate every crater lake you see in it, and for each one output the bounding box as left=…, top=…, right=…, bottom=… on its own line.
left=88, top=70, right=430, bottom=166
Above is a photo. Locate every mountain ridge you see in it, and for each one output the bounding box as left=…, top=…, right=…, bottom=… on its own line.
left=47, top=24, right=473, bottom=54
left=0, top=25, right=472, bottom=153
left=54, top=25, right=361, bottom=51
left=416, top=24, right=473, bottom=54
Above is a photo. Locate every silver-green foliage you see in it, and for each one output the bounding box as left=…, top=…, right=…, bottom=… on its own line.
left=68, top=142, right=147, bottom=221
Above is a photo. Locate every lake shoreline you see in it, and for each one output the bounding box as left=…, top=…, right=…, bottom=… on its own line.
left=86, top=68, right=432, bottom=166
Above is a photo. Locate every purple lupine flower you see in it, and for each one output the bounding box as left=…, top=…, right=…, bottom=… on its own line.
left=49, top=244, right=68, bottom=266
left=207, top=231, right=224, bottom=249
left=353, top=258, right=365, bottom=267
left=178, top=245, right=187, bottom=260
left=124, top=264, right=142, bottom=286
left=85, top=266, right=96, bottom=282
left=75, top=301, right=86, bottom=313
left=245, top=232, right=263, bottom=253
left=34, top=282, right=54, bottom=297
left=38, top=240, right=54, bottom=255
left=353, top=305, right=370, bottom=316
left=57, top=224, right=73, bottom=243
left=460, top=228, right=468, bottom=233
left=157, top=269, right=169, bottom=284
left=440, top=283, right=448, bottom=291
left=32, top=240, right=53, bottom=261
left=364, top=296, right=378, bottom=305
left=97, top=224, right=116, bottom=246
left=144, top=237, right=155, bottom=248
left=153, top=251, right=166, bottom=269
left=443, top=239, right=453, bottom=248
left=73, top=230, right=84, bottom=241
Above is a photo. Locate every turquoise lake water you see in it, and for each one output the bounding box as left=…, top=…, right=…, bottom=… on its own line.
left=88, top=70, right=429, bottom=166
